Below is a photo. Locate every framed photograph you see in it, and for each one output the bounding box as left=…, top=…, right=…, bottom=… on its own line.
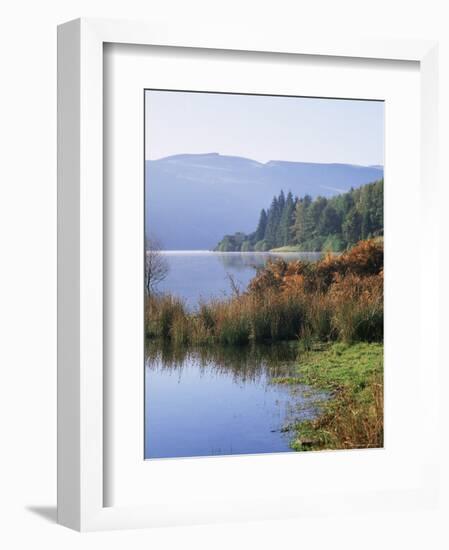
left=143, top=89, right=385, bottom=460
left=57, top=18, right=440, bottom=531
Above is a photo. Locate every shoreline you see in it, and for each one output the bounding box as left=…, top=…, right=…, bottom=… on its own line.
left=154, top=249, right=324, bottom=255
left=273, top=342, right=384, bottom=451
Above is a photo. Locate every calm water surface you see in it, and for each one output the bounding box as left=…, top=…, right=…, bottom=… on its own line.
left=157, top=251, right=322, bottom=308
left=145, top=251, right=324, bottom=459
left=145, top=342, right=324, bottom=459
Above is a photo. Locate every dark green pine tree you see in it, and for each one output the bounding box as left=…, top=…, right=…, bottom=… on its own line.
left=272, top=190, right=286, bottom=247
left=254, top=208, right=268, bottom=243
left=292, top=194, right=312, bottom=244
left=278, top=190, right=286, bottom=213
left=369, top=179, right=383, bottom=235
left=308, top=196, right=328, bottom=239
left=359, top=184, right=374, bottom=239
left=318, top=204, right=341, bottom=235
left=335, top=189, right=355, bottom=219
left=342, top=207, right=362, bottom=246
left=264, top=196, right=281, bottom=248
left=277, top=191, right=295, bottom=246
left=361, top=211, right=373, bottom=239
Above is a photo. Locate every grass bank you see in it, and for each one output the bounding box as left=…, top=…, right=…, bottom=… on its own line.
left=273, top=342, right=383, bottom=451
left=269, top=245, right=303, bottom=252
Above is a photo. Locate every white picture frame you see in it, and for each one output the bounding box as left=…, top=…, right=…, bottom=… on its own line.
left=57, top=17, right=439, bottom=531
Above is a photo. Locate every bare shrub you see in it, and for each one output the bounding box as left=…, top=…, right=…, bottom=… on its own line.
left=145, top=239, right=169, bottom=295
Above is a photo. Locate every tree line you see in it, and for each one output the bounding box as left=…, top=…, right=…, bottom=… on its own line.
left=215, top=179, right=383, bottom=252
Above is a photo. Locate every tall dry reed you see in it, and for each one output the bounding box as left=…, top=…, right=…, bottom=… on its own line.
left=145, top=239, right=383, bottom=346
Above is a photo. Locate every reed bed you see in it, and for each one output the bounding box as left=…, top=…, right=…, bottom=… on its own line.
left=145, top=239, right=383, bottom=346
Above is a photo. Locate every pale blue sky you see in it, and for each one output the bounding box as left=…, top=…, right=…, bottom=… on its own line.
left=145, top=90, right=384, bottom=166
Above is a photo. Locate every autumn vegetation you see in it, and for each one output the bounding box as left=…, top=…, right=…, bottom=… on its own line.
left=145, top=238, right=384, bottom=452
left=145, top=238, right=383, bottom=347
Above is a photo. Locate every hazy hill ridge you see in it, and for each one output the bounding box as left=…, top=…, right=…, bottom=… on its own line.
left=145, top=153, right=383, bottom=250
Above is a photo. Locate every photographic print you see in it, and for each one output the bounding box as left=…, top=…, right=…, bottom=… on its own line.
left=144, top=90, right=384, bottom=459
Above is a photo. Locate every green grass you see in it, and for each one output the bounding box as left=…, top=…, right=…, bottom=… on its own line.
left=296, top=341, right=383, bottom=390
left=269, top=245, right=303, bottom=252
left=274, top=342, right=383, bottom=452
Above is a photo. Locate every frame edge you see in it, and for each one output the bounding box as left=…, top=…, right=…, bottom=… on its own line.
left=57, top=16, right=440, bottom=531
left=57, top=18, right=81, bottom=531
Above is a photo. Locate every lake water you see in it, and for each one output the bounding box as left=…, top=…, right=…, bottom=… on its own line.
left=145, top=251, right=324, bottom=459
left=157, top=251, right=322, bottom=308
left=145, top=342, right=324, bottom=459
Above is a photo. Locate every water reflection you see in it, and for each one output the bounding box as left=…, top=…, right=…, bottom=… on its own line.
left=145, top=340, right=301, bottom=384
left=144, top=340, right=325, bottom=459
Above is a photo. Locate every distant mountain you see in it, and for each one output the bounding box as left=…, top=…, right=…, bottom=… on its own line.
left=145, top=153, right=383, bottom=250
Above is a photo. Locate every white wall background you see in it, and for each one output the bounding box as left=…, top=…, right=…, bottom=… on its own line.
left=0, top=1, right=448, bottom=548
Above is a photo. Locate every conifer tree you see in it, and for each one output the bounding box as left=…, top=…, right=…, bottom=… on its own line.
left=215, top=179, right=383, bottom=252
left=277, top=191, right=295, bottom=246
left=278, top=190, right=286, bottom=213
left=318, top=204, right=341, bottom=235
left=264, top=196, right=280, bottom=247
left=342, top=207, right=362, bottom=246
left=254, top=209, right=268, bottom=242
left=292, top=194, right=312, bottom=244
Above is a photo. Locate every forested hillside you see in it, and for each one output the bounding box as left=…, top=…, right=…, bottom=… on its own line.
left=146, top=154, right=383, bottom=249
left=215, top=179, right=383, bottom=252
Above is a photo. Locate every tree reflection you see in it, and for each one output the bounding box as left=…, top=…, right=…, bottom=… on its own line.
left=145, top=340, right=302, bottom=384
